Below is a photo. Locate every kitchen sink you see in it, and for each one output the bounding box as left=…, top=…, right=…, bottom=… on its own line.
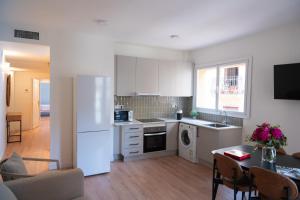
left=204, top=123, right=229, bottom=128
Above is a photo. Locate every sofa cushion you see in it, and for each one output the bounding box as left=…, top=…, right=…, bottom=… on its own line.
left=1, top=152, right=28, bottom=181
left=5, top=168, right=84, bottom=200
left=0, top=183, right=17, bottom=200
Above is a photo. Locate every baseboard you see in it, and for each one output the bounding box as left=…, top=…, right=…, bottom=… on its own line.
left=113, top=154, right=122, bottom=161
left=118, top=150, right=178, bottom=162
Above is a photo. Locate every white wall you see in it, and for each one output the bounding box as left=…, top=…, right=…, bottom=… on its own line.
left=0, top=49, right=6, bottom=158
left=190, top=22, right=300, bottom=154
left=49, top=33, right=114, bottom=168
left=114, top=42, right=190, bottom=61
left=0, top=23, right=115, bottom=168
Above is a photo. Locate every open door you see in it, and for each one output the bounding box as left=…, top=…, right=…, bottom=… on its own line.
left=32, top=79, right=40, bottom=128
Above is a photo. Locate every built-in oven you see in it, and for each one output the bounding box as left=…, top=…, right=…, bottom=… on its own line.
left=143, top=125, right=166, bottom=153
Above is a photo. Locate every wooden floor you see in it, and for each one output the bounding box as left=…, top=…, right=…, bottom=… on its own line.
left=85, top=156, right=243, bottom=200
left=4, top=117, right=243, bottom=200
left=4, top=116, right=50, bottom=174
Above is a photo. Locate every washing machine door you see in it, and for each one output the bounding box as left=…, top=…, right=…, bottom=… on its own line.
left=180, top=129, right=191, bottom=148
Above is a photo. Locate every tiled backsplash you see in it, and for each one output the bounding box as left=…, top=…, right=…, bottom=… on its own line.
left=114, top=96, right=243, bottom=126
left=114, top=96, right=193, bottom=119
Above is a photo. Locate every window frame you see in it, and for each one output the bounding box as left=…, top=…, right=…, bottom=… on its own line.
left=193, top=57, right=252, bottom=119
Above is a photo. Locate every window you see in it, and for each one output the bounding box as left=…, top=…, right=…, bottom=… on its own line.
left=194, top=59, right=251, bottom=118
left=196, top=67, right=217, bottom=109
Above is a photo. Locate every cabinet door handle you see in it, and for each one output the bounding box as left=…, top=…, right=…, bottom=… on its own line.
left=129, top=136, right=139, bottom=138
left=129, top=143, right=139, bottom=146
left=129, top=128, right=140, bottom=130
left=129, top=151, right=139, bottom=154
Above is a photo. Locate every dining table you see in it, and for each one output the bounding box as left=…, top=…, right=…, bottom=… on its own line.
left=212, top=145, right=300, bottom=186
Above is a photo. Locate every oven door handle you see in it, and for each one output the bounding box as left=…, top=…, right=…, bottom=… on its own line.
left=144, top=132, right=166, bottom=137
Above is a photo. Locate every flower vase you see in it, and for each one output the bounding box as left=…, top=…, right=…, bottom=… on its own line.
left=262, top=146, right=276, bottom=163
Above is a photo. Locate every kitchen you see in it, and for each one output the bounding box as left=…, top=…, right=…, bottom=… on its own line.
left=112, top=55, right=242, bottom=165
left=1, top=1, right=300, bottom=199
left=72, top=54, right=244, bottom=176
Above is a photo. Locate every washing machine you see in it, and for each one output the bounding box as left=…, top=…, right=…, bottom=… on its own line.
left=178, top=123, right=198, bottom=163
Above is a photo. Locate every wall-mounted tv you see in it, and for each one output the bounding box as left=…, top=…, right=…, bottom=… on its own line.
left=274, top=63, right=300, bottom=100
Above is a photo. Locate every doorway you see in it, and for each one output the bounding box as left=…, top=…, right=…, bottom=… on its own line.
left=39, top=80, right=50, bottom=118
left=1, top=41, right=51, bottom=174
left=32, top=79, right=51, bottom=129
left=32, top=78, right=40, bottom=129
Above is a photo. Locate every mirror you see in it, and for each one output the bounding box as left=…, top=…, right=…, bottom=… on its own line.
left=6, top=74, right=11, bottom=107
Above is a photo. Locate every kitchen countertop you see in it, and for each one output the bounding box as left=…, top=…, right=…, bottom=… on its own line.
left=114, top=120, right=143, bottom=126
left=159, top=117, right=242, bottom=130
left=114, top=117, right=242, bottom=130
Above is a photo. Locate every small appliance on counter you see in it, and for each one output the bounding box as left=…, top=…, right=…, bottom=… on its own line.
left=114, top=109, right=133, bottom=122
left=177, top=110, right=183, bottom=120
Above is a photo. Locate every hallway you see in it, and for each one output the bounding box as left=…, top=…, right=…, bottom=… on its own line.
left=4, top=117, right=50, bottom=174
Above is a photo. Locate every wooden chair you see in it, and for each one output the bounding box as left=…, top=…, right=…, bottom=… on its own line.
left=249, top=166, right=299, bottom=200
left=212, top=153, right=252, bottom=200
left=292, top=152, right=300, bottom=159
left=277, top=147, right=287, bottom=155
left=0, top=157, right=60, bottom=181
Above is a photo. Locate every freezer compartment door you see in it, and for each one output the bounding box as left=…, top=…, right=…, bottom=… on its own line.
left=76, top=130, right=112, bottom=176
left=76, top=76, right=113, bottom=132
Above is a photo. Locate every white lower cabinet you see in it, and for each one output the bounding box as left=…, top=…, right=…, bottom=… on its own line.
left=166, top=122, right=179, bottom=152
left=113, top=126, right=121, bottom=160
left=196, top=127, right=242, bottom=165
left=121, top=125, right=143, bottom=158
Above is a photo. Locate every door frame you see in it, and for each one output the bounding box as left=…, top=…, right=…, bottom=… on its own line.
left=32, top=78, right=40, bottom=129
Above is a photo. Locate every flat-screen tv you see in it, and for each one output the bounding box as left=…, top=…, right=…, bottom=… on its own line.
left=274, top=63, right=300, bottom=100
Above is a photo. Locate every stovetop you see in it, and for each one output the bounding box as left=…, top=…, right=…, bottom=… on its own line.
left=136, top=118, right=164, bottom=123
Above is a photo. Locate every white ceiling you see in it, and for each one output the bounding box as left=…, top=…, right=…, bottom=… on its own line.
left=0, top=41, right=50, bottom=72
left=0, top=41, right=50, bottom=62
left=1, top=0, right=300, bottom=50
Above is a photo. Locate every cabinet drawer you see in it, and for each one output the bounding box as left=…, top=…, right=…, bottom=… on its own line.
left=123, top=147, right=143, bottom=157
left=123, top=138, right=142, bottom=149
left=124, top=125, right=143, bottom=132
left=124, top=132, right=143, bottom=141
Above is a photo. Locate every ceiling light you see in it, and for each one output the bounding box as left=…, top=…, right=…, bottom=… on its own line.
left=94, top=19, right=108, bottom=25
left=170, top=34, right=180, bottom=39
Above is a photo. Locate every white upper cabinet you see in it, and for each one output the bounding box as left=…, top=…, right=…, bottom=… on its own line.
left=159, top=61, right=193, bottom=96
left=116, top=55, right=193, bottom=97
left=116, top=55, right=136, bottom=96
left=175, top=61, right=193, bottom=97
left=135, top=58, right=159, bottom=95
left=158, top=60, right=177, bottom=96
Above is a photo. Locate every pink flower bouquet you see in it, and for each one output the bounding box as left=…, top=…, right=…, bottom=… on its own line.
left=250, top=122, right=287, bottom=149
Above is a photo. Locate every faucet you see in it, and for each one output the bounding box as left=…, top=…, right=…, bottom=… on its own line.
left=221, top=111, right=228, bottom=125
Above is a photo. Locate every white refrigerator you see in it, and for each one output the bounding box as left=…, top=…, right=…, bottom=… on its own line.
left=73, top=75, right=113, bottom=176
